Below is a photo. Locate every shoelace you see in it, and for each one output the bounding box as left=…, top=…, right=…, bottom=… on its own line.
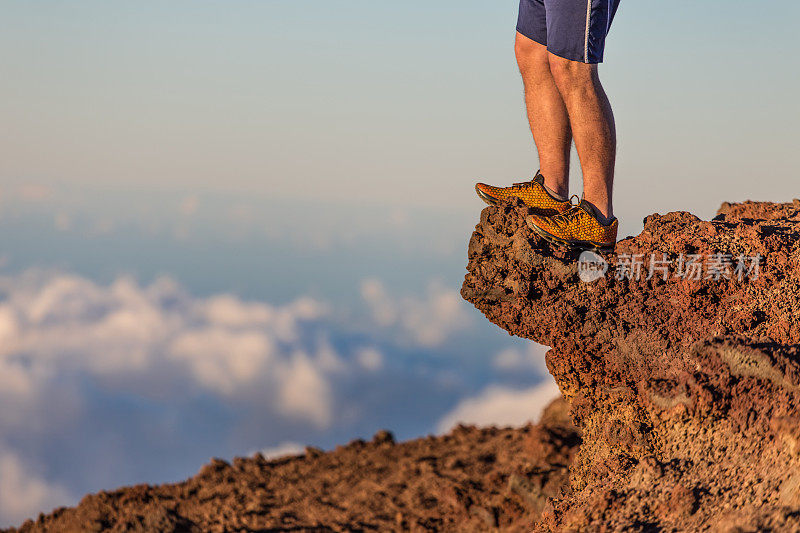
left=511, top=180, right=535, bottom=190
left=547, top=196, right=583, bottom=229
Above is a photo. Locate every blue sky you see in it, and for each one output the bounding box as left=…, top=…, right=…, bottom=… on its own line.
left=2, top=0, right=799, bottom=225
left=1, top=0, right=799, bottom=527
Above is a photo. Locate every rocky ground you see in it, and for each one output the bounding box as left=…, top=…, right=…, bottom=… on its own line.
left=6, top=399, right=579, bottom=533
left=8, top=198, right=800, bottom=532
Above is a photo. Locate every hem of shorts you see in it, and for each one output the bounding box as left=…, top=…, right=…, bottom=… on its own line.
left=515, top=26, right=547, bottom=48
left=545, top=46, right=603, bottom=65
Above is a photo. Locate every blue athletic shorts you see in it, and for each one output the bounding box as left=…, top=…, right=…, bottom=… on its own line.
left=517, top=0, right=621, bottom=64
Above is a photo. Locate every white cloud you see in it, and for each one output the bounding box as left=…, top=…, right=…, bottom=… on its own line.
left=0, top=447, right=72, bottom=527
left=0, top=271, right=386, bottom=526
left=360, top=279, right=472, bottom=347
left=201, top=294, right=274, bottom=327
left=435, top=378, right=561, bottom=433
left=257, top=442, right=305, bottom=460
left=169, top=328, right=276, bottom=395
left=492, top=344, right=549, bottom=374
left=0, top=269, right=543, bottom=527
left=360, top=279, right=396, bottom=326
left=0, top=271, right=342, bottom=429
left=0, top=272, right=475, bottom=432
left=0, top=270, right=478, bottom=442
left=0, top=306, right=20, bottom=351
left=276, top=352, right=333, bottom=428
left=355, top=347, right=384, bottom=372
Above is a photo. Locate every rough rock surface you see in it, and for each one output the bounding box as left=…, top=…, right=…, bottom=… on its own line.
left=461, top=198, right=800, bottom=531
left=5, top=399, right=579, bottom=533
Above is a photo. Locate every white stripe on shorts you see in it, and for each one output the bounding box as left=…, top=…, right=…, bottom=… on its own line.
left=584, top=0, right=592, bottom=62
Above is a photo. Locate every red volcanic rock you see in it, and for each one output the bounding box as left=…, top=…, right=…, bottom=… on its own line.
left=5, top=399, right=579, bottom=533
left=461, top=198, right=800, bottom=531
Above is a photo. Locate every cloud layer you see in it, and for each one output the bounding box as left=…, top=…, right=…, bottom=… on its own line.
left=0, top=447, right=71, bottom=527
left=435, top=378, right=561, bottom=433
left=0, top=270, right=552, bottom=527
left=0, top=272, right=340, bottom=429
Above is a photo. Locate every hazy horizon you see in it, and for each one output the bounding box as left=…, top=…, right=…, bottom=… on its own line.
left=1, top=0, right=798, bottom=527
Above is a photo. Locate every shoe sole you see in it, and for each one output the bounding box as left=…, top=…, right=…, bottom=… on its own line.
left=530, top=223, right=615, bottom=254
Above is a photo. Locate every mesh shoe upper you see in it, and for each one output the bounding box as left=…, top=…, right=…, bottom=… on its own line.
left=528, top=199, right=618, bottom=249
left=475, top=173, right=571, bottom=215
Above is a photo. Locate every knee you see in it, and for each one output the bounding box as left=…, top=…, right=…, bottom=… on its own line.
left=514, top=32, right=540, bottom=61
left=514, top=33, right=549, bottom=74
left=548, top=54, right=596, bottom=91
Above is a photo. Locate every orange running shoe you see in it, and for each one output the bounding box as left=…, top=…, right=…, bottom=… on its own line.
left=475, top=172, right=571, bottom=216
left=528, top=198, right=618, bottom=252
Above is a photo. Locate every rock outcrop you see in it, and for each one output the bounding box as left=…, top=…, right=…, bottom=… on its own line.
left=462, top=198, right=800, bottom=531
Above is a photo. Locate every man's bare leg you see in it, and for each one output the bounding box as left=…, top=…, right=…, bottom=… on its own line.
left=548, top=54, right=616, bottom=220
left=514, top=33, right=572, bottom=198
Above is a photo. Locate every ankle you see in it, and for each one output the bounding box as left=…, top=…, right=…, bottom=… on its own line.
left=543, top=182, right=568, bottom=202
left=582, top=198, right=615, bottom=224
left=538, top=171, right=569, bottom=201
